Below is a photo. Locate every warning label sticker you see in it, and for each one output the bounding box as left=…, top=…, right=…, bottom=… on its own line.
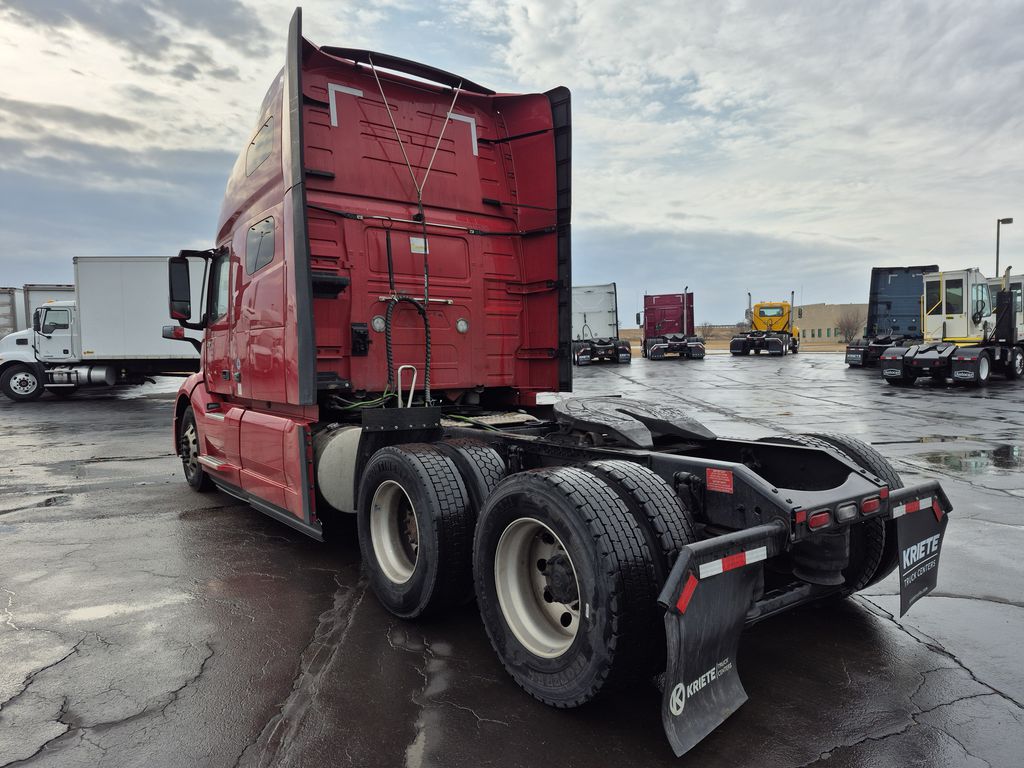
left=706, top=468, right=734, bottom=494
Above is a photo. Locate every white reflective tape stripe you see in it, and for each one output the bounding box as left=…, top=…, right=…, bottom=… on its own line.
left=892, top=497, right=932, bottom=518
left=698, top=545, right=768, bottom=579
left=328, top=83, right=363, bottom=127
left=745, top=546, right=768, bottom=565
left=447, top=112, right=479, bottom=155
left=698, top=560, right=723, bottom=578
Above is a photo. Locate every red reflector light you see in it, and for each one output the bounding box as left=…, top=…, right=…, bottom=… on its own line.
left=808, top=510, right=832, bottom=530
left=861, top=497, right=880, bottom=514
left=795, top=510, right=807, bottom=525
left=879, top=487, right=889, bottom=500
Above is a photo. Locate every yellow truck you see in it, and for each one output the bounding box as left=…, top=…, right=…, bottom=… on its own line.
left=730, top=292, right=800, bottom=355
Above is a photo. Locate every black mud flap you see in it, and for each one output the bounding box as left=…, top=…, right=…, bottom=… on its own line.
left=892, top=486, right=951, bottom=616
left=657, top=522, right=787, bottom=757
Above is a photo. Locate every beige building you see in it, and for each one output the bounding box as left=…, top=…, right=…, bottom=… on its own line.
left=796, top=302, right=868, bottom=343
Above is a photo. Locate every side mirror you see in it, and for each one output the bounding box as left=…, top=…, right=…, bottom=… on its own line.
left=163, top=324, right=202, bottom=352
left=745, top=308, right=752, bottom=321
left=168, top=256, right=192, bottom=320
left=635, top=312, right=641, bottom=325
left=797, top=308, right=803, bottom=319
left=32, top=309, right=40, bottom=333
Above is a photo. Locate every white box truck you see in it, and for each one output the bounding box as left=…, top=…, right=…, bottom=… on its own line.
left=571, top=282, right=631, bottom=365
left=0, top=258, right=203, bottom=401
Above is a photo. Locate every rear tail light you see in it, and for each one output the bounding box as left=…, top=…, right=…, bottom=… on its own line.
left=836, top=503, right=858, bottom=522
left=861, top=497, right=880, bottom=514
left=807, top=510, right=832, bottom=530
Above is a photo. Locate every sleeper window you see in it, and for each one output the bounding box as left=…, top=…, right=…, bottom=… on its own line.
left=246, top=217, right=275, bottom=275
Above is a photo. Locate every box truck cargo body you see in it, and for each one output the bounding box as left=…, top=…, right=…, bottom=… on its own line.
left=0, top=288, right=25, bottom=337
left=0, top=258, right=202, bottom=401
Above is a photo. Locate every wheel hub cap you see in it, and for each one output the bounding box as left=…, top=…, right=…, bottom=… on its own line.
left=11, top=372, right=38, bottom=394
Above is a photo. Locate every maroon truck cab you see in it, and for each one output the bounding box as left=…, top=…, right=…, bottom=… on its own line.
left=164, top=12, right=953, bottom=757
left=167, top=9, right=570, bottom=537
left=640, top=292, right=704, bottom=360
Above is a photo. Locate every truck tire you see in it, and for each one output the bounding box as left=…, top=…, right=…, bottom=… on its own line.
left=474, top=467, right=658, bottom=707
left=178, top=407, right=214, bottom=492
left=357, top=444, right=473, bottom=618
left=579, top=460, right=695, bottom=673
left=579, top=460, right=694, bottom=584
left=1005, top=347, right=1024, bottom=380
left=435, top=438, right=506, bottom=515
left=764, top=432, right=902, bottom=593
left=976, top=352, right=991, bottom=386
left=1, top=364, right=44, bottom=402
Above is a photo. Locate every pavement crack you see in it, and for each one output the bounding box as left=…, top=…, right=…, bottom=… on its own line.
left=1, top=587, right=18, bottom=630
left=0, top=698, right=73, bottom=768
left=434, top=698, right=510, bottom=728
left=0, top=636, right=87, bottom=715
left=234, top=575, right=368, bottom=768
left=859, top=596, right=1024, bottom=710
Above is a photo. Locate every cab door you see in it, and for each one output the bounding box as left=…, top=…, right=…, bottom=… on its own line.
left=35, top=307, right=75, bottom=361
left=199, top=250, right=237, bottom=463
left=205, top=251, right=233, bottom=396
left=924, top=277, right=944, bottom=340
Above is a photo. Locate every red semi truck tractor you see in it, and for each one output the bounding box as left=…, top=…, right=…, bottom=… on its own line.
left=165, top=10, right=953, bottom=757
left=638, top=291, right=705, bottom=360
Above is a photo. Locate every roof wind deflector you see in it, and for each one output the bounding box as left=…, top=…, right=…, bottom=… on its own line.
left=318, top=47, right=495, bottom=95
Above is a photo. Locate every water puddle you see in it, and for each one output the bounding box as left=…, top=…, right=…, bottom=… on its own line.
left=919, top=445, right=1024, bottom=475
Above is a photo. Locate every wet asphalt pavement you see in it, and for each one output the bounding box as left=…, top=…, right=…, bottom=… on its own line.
left=1, top=353, right=1022, bottom=768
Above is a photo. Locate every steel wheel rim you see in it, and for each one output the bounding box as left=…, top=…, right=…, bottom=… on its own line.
left=1015, top=352, right=1023, bottom=376
left=494, top=517, right=580, bottom=658
left=10, top=370, right=38, bottom=395
left=979, top=355, right=990, bottom=381
left=181, top=422, right=200, bottom=481
left=370, top=480, right=419, bottom=584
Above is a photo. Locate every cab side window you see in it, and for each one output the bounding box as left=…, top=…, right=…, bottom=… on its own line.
left=944, top=279, right=964, bottom=314
left=208, top=253, right=230, bottom=321
left=42, top=308, right=70, bottom=332
left=971, top=282, right=988, bottom=316
left=925, top=281, right=941, bottom=315
left=245, top=217, right=275, bottom=275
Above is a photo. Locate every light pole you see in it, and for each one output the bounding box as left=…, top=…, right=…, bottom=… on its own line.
left=997, top=217, right=1013, bottom=276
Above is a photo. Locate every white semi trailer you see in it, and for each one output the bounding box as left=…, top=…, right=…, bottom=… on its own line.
left=571, top=283, right=631, bottom=365
left=0, top=284, right=75, bottom=337
left=0, top=257, right=203, bottom=401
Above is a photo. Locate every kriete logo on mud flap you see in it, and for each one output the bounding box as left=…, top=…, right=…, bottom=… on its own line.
left=669, top=658, right=734, bottom=716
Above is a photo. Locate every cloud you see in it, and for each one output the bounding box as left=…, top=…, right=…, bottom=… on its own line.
left=0, top=96, right=141, bottom=134
left=0, top=0, right=1021, bottom=316
left=0, top=0, right=270, bottom=58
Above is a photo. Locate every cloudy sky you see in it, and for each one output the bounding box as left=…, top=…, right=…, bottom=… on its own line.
left=1, top=1, right=1022, bottom=323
